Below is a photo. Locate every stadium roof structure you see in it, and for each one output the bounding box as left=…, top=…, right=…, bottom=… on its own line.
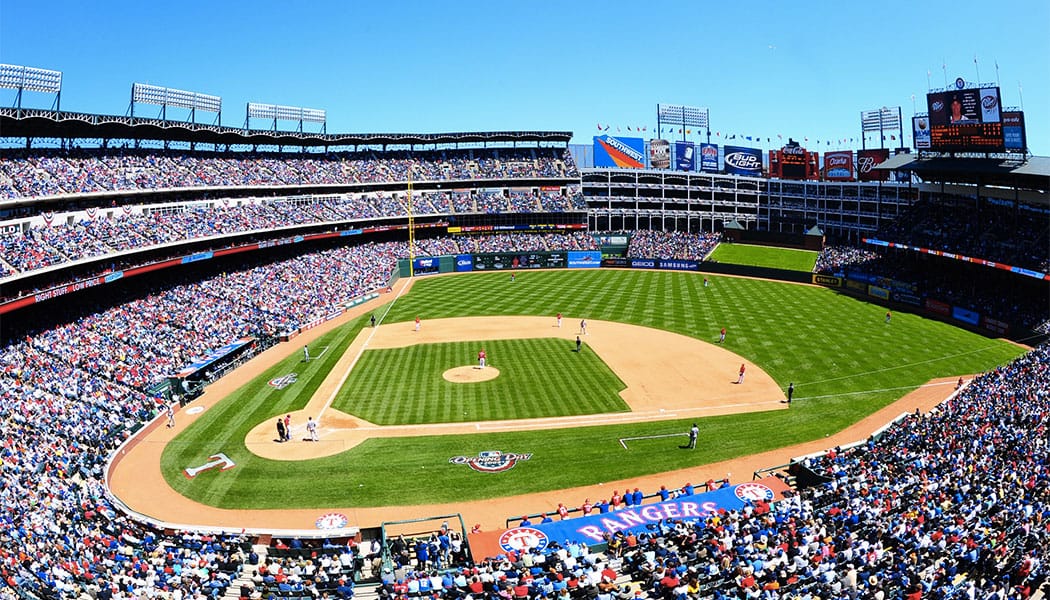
left=0, top=108, right=572, bottom=147
left=877, top=154, right=1050, bottom=191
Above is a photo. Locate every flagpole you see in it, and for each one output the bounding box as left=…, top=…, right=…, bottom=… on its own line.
left=1018, top=81, right=1024, bottom=111
left=942, top=58, right=948, bottom=87
left=974, top=55, right=981, bottom=85
left=995, top=60, right=1000, bottom=88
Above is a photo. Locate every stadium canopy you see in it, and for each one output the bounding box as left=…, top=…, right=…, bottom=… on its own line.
left=876, top=154, right=1050, bottom=191
left=0, top=108, right=572, bottom=147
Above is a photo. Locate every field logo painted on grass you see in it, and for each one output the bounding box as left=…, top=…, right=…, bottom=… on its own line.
left=449, top=450, right=533, bottom=473
left=315, top=513, right=349, bottom=529
left=184, top=453, right=235, bottom=478
left=499, top=527, right=549, bottom=552
left=733, top=482, right=775, bottom=502
left=268, top=373, right=298, bottom=390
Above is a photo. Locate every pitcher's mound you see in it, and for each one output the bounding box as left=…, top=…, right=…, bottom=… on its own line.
left=443, top=366, right=501, bottom=383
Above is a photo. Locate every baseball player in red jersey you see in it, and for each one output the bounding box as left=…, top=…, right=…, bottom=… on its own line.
left=581, top=498, right=593, bottom=516
left=737, top=363, right=746, bottom=384
left=719, top=327, right=726, bottom=343
left=478, top=348, right=486, bottom=368
left=415, top=316, right=421, bottom=332
left=557, top=313, right=562, bottom=328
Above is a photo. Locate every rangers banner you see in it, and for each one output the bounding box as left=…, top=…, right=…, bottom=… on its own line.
left=675, top=141, right=695, bottom=171
left=593, top=135, right=645, bottom=168
left=823, top=150, right=854, bottom=181
left=486, top=478, right=789, bottom=553
left=723, top=146, right=762, bottom=176
left=699, top=143, right=719, bottom=172
left=856, top=149, right=890, bottom=181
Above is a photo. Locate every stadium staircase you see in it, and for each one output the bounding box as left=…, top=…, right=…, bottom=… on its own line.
left=223, top=543, right=270, bottom=600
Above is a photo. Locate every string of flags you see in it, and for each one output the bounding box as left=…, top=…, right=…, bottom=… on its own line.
left=596, top=123, right=901, bottom=146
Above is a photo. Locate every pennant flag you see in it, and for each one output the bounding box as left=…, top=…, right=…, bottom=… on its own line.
left=597, top=123, right=603, bottom=131
left=777, top=134, right=782, bottom=139
left=627, top=126, right=632, bottom=131
left=686, top=129, right=691, bottom=134
left=745, top=136, right=752, bottom=141
left=604, top=125, right=610, bottom=131
left=642, top=126, right=647, bottom=132
left=891, top=134, right=897, bottom=140
left=804, top=137, right=808, bottom=142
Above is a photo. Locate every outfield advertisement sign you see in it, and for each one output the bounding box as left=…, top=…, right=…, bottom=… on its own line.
left=413, top=257, right=440, bottom=275
left=614, top=257, right=699, bottom=271
left=493, top=478, right=788, bottom=551
left=675, top=141, right=695, bottom=171
left=657, top=259, right=699, bottom=271
left=812, top=274, right=842, bottom=287
left=593, top=135, right=645, bottom=168
left=455, top=254, right=474, bottom=272
left=699, top=143, right=719, bottom=172
left=567, top=251, right=602, bottom=269
left=474, top=252, right=567, bottom=270
left=952, top=306, right=980, bottom=326
left=723, top=146, right=763, bottom=176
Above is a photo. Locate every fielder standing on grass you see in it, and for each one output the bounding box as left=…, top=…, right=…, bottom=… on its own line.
left=680, top=423, right=699, bottom=449
left=576, top=336, right=582, bottom=353
left=303, top=345, right=309, bottom=361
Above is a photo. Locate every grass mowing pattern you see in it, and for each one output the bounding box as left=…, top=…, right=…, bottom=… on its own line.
left=161, top=270, right=1024, bottom=508
left=708, top=244, right=818, bottom=272
left=332, top=339, right=627, bottom=424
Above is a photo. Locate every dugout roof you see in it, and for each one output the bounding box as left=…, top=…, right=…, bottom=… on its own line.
left=0, top=108, right=572, bottom=148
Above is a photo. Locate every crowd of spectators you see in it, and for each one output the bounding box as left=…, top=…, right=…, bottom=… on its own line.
left=0, top=186, right=588, bottom=278
left=0, top=148, right=578, bottom=200
left=875, top=198, right=1050, bottom=274
left=626, top=230, right=722, bottom=261
left=814, top=245, right=882, bottom=275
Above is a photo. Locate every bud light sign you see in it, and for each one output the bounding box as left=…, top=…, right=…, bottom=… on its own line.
left=699, top=143, right=719, bottom=172
left=723, top=146, right=762, bottom=176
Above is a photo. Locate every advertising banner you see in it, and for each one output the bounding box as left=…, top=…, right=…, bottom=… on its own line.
left=593, top=135, right=645, bottom=168
left=656, top=258, right=699, bottom=271
left=913, top=116, right=931, bottom=150
left=628, top=258, right=656, bottom=269
left=867, top=285, right=890, bottom=300
left=649, top=139, right=671, bottom=169
left=812, top=274, right=842, bottom=287
left=723, top=146, right=763, bottom=176
left=489, top=478, right=789, bottom=553
left=1002, top=111, right=1026, bottom=151
left=926, top=299, right=951, bottom=316
left=823, top=151, right=854, bottom=181
left=699, top=143, right=719, bottom=172
left=601, top=258, right=629, bottom=268
left=413, top=257, right=440, bottom=275
left=567, top=251, right=602, bottom=269
left=474, top=252, right=567, bottom=270
left=455, top=254, right=473, bottom=272
left=856, top=149, right=890, bottom=181
left=675, top=141, right=695, bottom=172
left=952, top=306, right=980, bottom=326
left=981, top=316, right=1009, bottom=335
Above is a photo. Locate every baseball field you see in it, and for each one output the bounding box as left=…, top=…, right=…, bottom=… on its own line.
left=129, top=268, right=1023, bottom=525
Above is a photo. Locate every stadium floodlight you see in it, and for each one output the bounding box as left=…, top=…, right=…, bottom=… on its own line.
left=860, top=106, right=903, bottom=150
left=246, top=101, right=327, bottom=132
left=657, top=104, right=709, bottom=128
left=131, top=83, right=222, bottom=123
left=0, top=64, right=63, bottom=112
left=861, top=106, right=901, bottom=132
left=0, top=64, right=63, bottom=94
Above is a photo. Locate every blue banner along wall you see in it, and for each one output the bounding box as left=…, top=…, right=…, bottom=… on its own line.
left=567, top=251, right=602, bottom=269
left=699, top=143, right=719, bottom=172
left=490, top=478, right=789, bottom=554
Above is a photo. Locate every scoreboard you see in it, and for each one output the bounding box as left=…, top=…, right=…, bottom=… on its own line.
left=925, top=86, right=1004, bottom=151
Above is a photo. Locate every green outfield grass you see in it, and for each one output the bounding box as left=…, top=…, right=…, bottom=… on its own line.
left=707, top=243, right=818, bottom=272
left=161, top=269, right=1024, bottom=509
left=332, top=339, right=627, bottom=424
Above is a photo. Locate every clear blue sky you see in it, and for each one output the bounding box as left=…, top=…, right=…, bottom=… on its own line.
left=2, top=0, right=1047, bottom=154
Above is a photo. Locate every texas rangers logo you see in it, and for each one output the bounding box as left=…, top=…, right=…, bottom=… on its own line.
left=269, top=373, right=298, bottom=389
left=449, top=450, right=532, bottom=473
left=499, top=527, right=549, bottom=553
left=315, top=513, right=349, bottom=530
left=734, top=482, right=775, bottom=502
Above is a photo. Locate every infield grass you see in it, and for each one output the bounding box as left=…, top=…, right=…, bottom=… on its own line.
left=161, top=269, right=1024, bottom=509
left=707, top=244, right=818, bottom=272
left=332, top=339, right=627, bottom=424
